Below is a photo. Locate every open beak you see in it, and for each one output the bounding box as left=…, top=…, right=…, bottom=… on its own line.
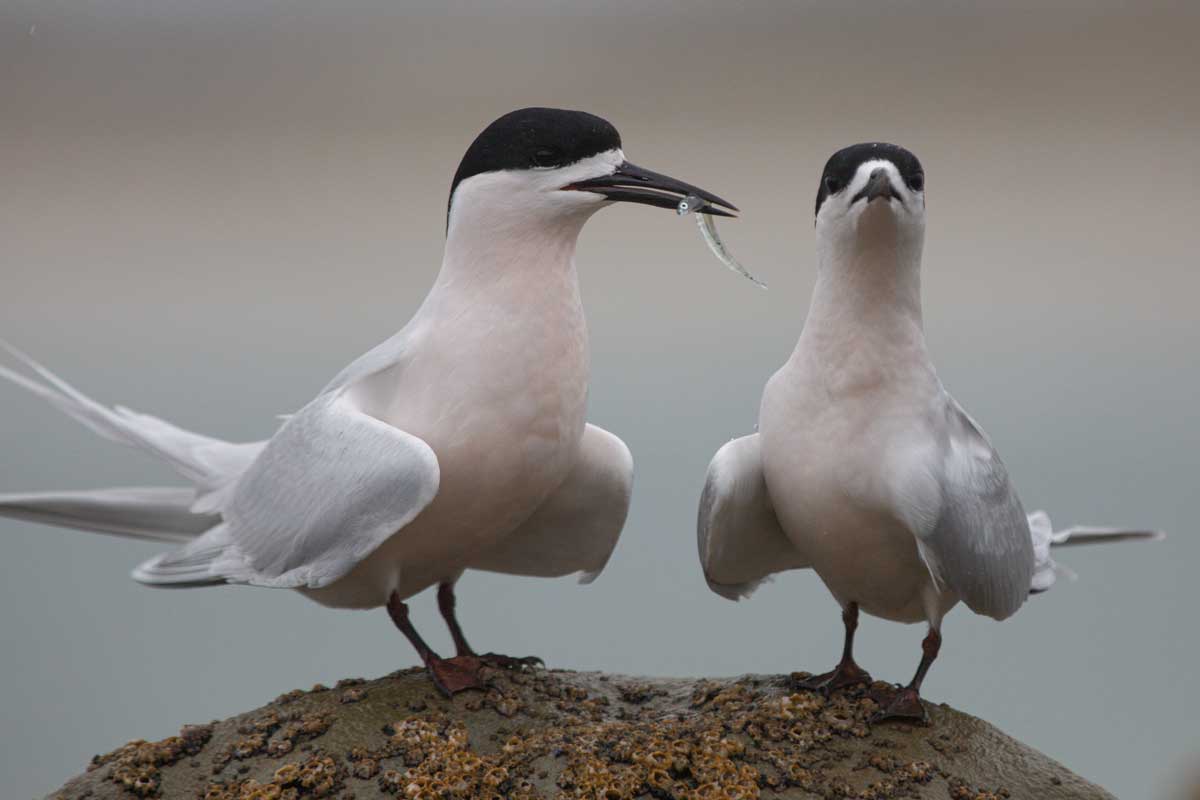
left=565, top=161, right=739, bottom=217
left=855, top=168, right=899, bottom=205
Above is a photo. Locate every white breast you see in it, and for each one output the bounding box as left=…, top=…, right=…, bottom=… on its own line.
left=305, top=238, right=592, bottom=608
left=759, top=328, right=948, bottom=623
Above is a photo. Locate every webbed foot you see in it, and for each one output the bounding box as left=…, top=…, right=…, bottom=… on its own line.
left=794, top=660, right=873, bottom=695
left=426, top=655, right=488, bottom=696
left=868, top=685, right=928, bottom=724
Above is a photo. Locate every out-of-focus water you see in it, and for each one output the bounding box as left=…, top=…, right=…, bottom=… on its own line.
left=2, top=3, right=1197, bottom=797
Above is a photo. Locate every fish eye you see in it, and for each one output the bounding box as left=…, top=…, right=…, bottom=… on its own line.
left=532, top=147, right=561, bottom=168
left=824, top=176, right=842, bottom=193
left=907, top=173, right=925, bottom=192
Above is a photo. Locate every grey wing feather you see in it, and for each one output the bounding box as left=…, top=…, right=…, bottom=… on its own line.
left=213, top=392, right=440, bottom=589
left=132, top=524, right=235, bottom=586
left=698, top=434, right=809, bottom=600
left=920, top=399, right=1034, bottom=620
left=0, top=487, right=216, bottom=543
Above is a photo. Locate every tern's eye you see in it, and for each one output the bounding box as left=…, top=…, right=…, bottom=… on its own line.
left=532, top=147, right=561, bottom=168
left=907, top=173, right=925, bottom=192
left=824, top=175, right=842, bottom=194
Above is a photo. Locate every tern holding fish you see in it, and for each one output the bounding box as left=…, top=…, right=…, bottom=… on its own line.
left=0, top=107, right=741, bottom=696
left=678, top=194, right=766, bottom=289
left=696, top=143, right=1162, bottom=722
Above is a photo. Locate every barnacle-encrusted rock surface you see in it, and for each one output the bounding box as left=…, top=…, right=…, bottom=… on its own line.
left=48, top=668, right=1113, bottom=800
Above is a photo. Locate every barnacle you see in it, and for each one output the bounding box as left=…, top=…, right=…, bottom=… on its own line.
left=482, top=765, right=508, bottom=787
left=273, top=764, right=300, bottom=784
left=273, top=689, right=306, bottom=706
left=240, top=781, right=283, bottom=800
left=377, top=769, right=405, bottom=793
left=646, top=767, right=672, bottom=790
left=110, top=763, right=159, bottom=797
left=249, top=712, right=281, bottom=732
left=949, top=782, right=1009, bottom=800
left=202, top=755, right=343, bottom=800
left=868, top=778, right=905, bottom=799
left=340, top=687, right=367, bottom=704
left=233, top=733, right=267, bottom=759
left=266, top=738, right=294, bottom=757
left=298, top=712, right=334, bottom=736
left=492, top=694, right=521, bottom=717
left=868, top=754, right=896, bottom=772
left=89, top=722, right=214, bottom=797
left=79, top=665, right=1020, bottom=800
left=910, top=761, right=936, bottom=782
left=616, top=682, right=660, bottom=704
left=823, top=708, right=857, bottom=733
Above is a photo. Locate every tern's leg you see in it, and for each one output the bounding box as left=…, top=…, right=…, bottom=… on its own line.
left=870, top=627, right=942, bottom=723
left=796, top=603, right=873, bottom=693
left=386, top=591, right=486, bottom=696
left=435, top=581, right=543, bottom=669
left=436, top=581, right=476, bottom=658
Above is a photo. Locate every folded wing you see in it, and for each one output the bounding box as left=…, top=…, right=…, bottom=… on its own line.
left=467, top=424, right=632, bottom=584
left=918, top=399, right=1034, bottom=620
left=136, top=392, right=440, bottom=589
left=698, top=434, right=810, bottom=600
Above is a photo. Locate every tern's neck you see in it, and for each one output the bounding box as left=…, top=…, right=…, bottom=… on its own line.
left=799, top=217, right=927, bottom=363
left=435, top=205, right=591, bottom=295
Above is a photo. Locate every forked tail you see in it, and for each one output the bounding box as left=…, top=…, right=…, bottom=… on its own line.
left=1028, top=510, right=1164, bottom=593
left=0, top=341, right=263, bottom=549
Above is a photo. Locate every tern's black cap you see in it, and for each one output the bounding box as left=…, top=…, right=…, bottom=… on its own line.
left=449, top=108, right=623, bottom=206
left=815, top=143, right=924, bottom=216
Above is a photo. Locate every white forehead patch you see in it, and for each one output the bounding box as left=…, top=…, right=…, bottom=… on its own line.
left=848, top=159, right=903, bottom=194
left=551, top=148, right=625, bottom=185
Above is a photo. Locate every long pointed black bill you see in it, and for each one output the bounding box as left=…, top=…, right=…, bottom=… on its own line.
left=566, top=161, right=738, bottom=217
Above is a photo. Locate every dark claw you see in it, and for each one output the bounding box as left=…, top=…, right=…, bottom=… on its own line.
left=478, top=652, right=545, bottom=671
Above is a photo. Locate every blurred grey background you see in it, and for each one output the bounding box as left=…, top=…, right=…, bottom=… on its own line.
left=1, top=1, right=1197, bottom=797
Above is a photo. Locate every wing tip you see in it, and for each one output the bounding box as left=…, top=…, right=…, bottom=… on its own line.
left=131, top=552, right=227, bottom=588
left=704, top=571, right=766, bottom=602
left=1054, top=527, right=1167, bottom=545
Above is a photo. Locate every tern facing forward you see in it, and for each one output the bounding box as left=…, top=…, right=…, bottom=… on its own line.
left=0, top=107, right=737, bottom=696
left=697, top=143, right=1160, bottom=722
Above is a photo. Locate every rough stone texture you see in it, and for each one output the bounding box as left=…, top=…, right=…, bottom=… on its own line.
left=47, top=667, right=1115, bottom=800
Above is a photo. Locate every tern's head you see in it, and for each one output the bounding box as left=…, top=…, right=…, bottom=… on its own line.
left=447, top=107, right=736, bottom=237
left=814, top=143, right=925, bottom=258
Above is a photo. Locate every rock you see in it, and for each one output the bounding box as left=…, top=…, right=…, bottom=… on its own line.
left=46, top=667, right=1114, bottom=799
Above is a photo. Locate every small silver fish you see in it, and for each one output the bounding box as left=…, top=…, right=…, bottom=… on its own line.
left=677, top=194, right=767, bottom=289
